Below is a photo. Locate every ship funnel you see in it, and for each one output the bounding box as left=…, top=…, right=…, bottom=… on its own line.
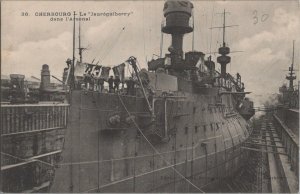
left=162, top=0, right=193, bottom=57
left=40, top=64, right=50, bottom=90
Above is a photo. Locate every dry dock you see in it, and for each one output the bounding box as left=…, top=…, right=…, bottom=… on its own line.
left=204, top=112, right=298, bottom=193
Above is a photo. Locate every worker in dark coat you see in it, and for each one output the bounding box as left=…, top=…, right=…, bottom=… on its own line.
left=125, top=77, right=135, bottom=95
left=98, top=78, right=104, bottom=92
left=114, top=76, right=121, bottom=91
left=108, top=76, right=114, bottom=93
left=83, top=73, right=93, bottom=90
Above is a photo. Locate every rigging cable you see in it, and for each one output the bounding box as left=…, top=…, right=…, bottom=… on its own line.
left=173, top=123, right=177, bottom=192
left=195, top=7, right=201, bottom=51
left=69, top=94, right=74, bottom=192
left=185, top=125, right=189, bottom=191
left=91, top=92, right=102, bottom=192
left=101, top=27, right=126, bottom=62
left=96, top=26, right=119, bottom=60
left=192, top=9, right=195, bottom=51
left=143, top=0, right=146, bottom=59
left=97, top=102, right=100, bottom=192
left=205, top=13, right=209, bottom=54
left=209, top=1, right=215, bottom=55
left=135, top=59, right=143, bottom=73
left=78, top=89, right=83, bottom=192
left=133, top=135, right=137, bottom=192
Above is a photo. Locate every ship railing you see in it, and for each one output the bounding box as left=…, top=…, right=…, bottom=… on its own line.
left=273, top=113, right=299, bottom=177
left=1, top=103, right=69, bottom=136
left=213, top=76, right=244, bottom=92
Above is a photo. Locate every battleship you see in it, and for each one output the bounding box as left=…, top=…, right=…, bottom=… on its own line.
left=2, top=0, right=279, bottom=193
left=50, top=0, right=256, bottom=192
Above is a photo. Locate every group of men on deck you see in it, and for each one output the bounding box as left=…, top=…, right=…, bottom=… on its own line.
left=66, top=58, right=137, bottom=95
left=83, top=74, right=136, bottom=95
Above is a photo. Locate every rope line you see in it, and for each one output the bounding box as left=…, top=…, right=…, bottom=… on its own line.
left=101, top=27, right=125, bottom=61
left=69, top=90, right=74, bottom=192
left=94, top=92, right=101, bottom=192
left=1, top=152, right=54, bottom=168
left=117, top=94, right=205, bottom=193
left=78, top=89, right=83, bottom=191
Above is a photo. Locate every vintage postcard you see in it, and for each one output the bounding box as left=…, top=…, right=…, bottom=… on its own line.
left=1, top=0, right=299, bottom=193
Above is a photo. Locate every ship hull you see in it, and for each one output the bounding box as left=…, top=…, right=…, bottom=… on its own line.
left=51, top=90, right=251, bottom=192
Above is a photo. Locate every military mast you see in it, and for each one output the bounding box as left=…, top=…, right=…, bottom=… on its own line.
left=209, top=9, right=238, bottom=77
left=70, top=11, right=76, bottom=89
left=217, top=10, right=231, bottom=78
left=78, top=21, right=86, bottom=63
left=286, top=40, right=296, bottom=91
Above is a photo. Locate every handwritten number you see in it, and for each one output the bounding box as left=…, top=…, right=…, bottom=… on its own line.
left=253, top=10, right=269, bottom=24
left=261, top=14, right=269, bottom=22
left=253, top=10, right=258, bottom=25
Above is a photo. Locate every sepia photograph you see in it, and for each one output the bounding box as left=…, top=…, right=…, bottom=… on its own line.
left=1, top=0, right=299, bottom=193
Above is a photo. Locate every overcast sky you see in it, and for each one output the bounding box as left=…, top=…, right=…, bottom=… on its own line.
left=2, top=0, right=300, bottom=106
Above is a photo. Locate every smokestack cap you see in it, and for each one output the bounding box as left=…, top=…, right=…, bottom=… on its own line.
left=42, top=64, right=49, bottom=70
left=163, top=0, right=193, bottom=16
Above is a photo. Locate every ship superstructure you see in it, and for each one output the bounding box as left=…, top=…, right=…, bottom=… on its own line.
left=49, top=0, right=255, bottom=192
